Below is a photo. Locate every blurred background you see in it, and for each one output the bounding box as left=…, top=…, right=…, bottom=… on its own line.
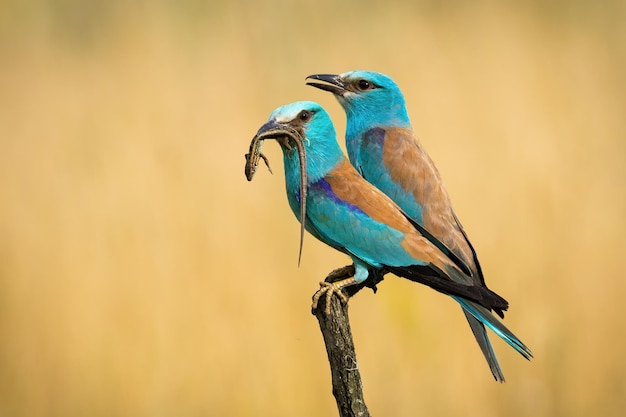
left=1, top=0, right=624, bottom=416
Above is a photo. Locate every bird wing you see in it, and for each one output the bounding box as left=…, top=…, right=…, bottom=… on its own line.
left=358, top=126, right=485, bottom=283
left=304, top=162, right=428, bottom=270
left=314, top=159, right=458, bottom=268
left=301, top=160, right=507, bottom=309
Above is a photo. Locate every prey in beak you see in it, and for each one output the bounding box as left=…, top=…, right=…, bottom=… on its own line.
left=244, top=121, right=309, bottom=266
left=244, top=136, right=273, bottom=181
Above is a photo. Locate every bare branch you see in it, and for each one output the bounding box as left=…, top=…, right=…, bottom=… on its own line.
left=313, top=280, right=372, bottom=417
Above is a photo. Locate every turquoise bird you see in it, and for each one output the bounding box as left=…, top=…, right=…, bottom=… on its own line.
left=247, top=101, right=531, bottom=380
left=306, top=71, right=532, bottom=380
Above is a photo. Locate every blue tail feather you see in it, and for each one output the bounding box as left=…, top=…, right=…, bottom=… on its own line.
left=453, top=296, right=533, bottom=360
left=462, top=310, right=506, bottom=382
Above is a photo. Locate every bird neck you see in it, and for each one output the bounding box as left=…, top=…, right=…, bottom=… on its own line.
left=281, top=138, right=345, bottom=200
left=343, top=97, right=411, bottom=146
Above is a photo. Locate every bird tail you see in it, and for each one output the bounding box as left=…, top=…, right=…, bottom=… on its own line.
left=462, top=310, right=505, bottom=382
left=386, top=265, right=509, bottom=314
left=453, top=296, right=533, bottom=380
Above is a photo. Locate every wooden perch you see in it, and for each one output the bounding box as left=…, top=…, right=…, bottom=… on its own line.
left=312, top=266, right=381, bottom=417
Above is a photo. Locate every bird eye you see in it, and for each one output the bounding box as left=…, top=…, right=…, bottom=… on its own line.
left=357, top=79, right=371, bottom=91
left=298, top=110, right=311, bottom=121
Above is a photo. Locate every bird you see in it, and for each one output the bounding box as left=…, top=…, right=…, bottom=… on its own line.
left=306, top=71, right=531, bottom=381
left=247, top=100, right=532, bottom=379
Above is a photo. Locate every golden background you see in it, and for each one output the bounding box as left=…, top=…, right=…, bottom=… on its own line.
left=1, top=1, right=624, bottom=416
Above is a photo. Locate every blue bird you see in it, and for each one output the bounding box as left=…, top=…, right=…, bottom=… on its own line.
left=306, top=71, right=532, bottom=381
left=247, top=101, right=531, bottom=379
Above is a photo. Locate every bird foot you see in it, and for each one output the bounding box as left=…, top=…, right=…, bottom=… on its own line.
left=311, top=277, right=358, bottom=315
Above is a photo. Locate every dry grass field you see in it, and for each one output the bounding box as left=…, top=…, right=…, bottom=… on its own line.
left=0, top=1, right=624, bottom=416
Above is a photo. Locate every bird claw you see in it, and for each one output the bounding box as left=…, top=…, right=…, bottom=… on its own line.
left=311, top=277, right=357, bottom=315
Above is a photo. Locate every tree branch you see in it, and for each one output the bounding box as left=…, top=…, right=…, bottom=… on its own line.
left=313, top=266, right=378, bottom=417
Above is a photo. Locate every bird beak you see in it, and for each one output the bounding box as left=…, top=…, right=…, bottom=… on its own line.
left=255, top=120, right=287, bottom=139
left=306, top=74, right=348, bottom=96
left=254, top=120, right=308, bottom=154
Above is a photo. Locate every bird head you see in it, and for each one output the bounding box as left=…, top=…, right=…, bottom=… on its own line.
left=254, top=101, right=342, bottom=178
left=306, top=70, right=411, bottom=129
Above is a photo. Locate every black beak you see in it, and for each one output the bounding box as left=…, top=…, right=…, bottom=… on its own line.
left=255, top=120, right=286, bottom=137
left=306, top=74, right=348, bottom=96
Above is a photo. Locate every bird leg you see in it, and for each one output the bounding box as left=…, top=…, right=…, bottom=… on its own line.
left=312, top=268, right=359, bottom=315
left=312, top=264, right=388, bottom=315
left=312, top=279, right=354, bottom=315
